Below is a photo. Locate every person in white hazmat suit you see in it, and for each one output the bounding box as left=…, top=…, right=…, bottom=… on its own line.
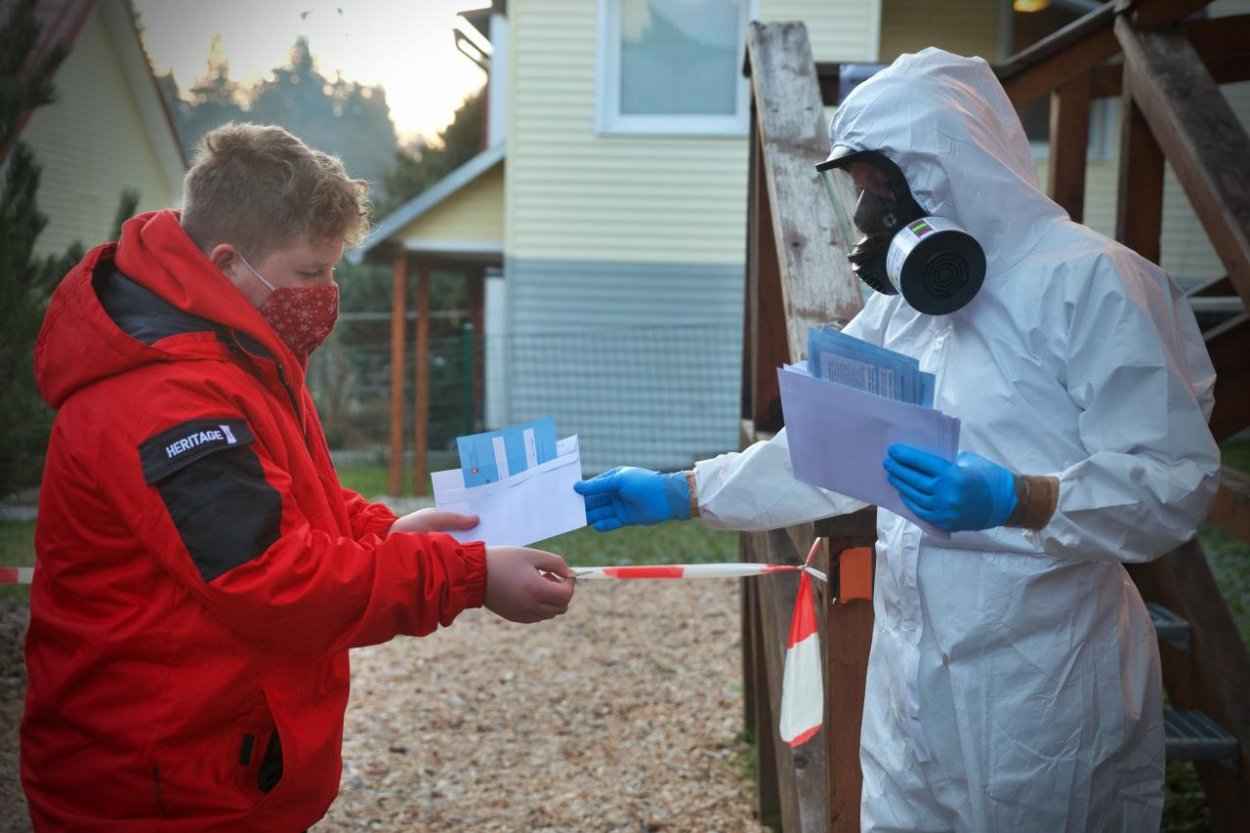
left=574, top=48, right=1221, bottom=832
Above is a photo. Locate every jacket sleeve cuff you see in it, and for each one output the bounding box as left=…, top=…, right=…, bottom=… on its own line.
left=341, top=488, right=400, bottom=539
left=458, top=540, right=488, bottom=610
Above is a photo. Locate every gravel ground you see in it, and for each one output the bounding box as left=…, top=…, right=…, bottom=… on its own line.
left=1, top=582, right=770, bottom=833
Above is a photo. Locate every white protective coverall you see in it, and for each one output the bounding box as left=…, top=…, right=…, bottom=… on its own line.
left=694, top=49, right=1220, bottom=832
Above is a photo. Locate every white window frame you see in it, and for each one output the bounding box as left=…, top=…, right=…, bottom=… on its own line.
left=596, top=0, right=754, bottom=137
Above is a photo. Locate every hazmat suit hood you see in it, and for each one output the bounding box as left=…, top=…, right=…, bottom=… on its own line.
left=829, top=48, right=1068, bottom=276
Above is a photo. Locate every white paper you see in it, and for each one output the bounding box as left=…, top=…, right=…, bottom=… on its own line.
left=778, top=365, right=960, bottom=539
left=432, top=436, right=586, bottom=546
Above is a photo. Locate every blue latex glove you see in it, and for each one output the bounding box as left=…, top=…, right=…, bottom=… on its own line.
left=883, top=444, right=1017, bottom=532
left=573, top=466, right=690, bottom=532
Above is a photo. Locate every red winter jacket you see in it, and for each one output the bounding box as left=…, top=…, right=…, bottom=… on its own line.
left=23, top=210, right=487, bottom=832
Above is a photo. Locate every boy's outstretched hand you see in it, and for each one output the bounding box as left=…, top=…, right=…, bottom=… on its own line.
left=484, top=547, right=575, bottom=623
left=389, top=508, right=480, bottom=535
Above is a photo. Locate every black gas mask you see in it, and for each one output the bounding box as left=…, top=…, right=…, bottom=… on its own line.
left=817, top=147, right=985, bottom=315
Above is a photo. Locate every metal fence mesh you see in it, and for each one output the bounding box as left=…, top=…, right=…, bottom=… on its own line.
left=307, top=318, right=743, bottom=475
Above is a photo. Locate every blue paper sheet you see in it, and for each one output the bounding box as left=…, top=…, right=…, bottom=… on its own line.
left=457, top=417, right=558, bottom=487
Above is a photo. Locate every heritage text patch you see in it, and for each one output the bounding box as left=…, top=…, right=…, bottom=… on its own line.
left=140, top=418, right=255, bottom=485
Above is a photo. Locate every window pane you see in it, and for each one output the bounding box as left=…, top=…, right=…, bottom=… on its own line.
left=619, top=0, right=741, bottom=117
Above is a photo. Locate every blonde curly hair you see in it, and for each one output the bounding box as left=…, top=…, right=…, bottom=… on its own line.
left=181, top=123, right=371, bottom=259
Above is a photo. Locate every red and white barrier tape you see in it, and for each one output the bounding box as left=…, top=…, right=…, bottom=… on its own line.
left=570, top=562, right=828, bottom=583
left=3, top=546, right=829, bottom=745
left=0, top=566, right=33, bottom=585
left=572, top=542, right=828, bottom=747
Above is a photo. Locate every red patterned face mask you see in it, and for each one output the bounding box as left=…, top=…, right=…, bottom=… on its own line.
left=239, top=254, right=339, bottom=355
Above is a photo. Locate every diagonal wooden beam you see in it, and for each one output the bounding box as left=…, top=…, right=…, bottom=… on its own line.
left=997, top=2, right=1119, bottom=107
left=1117, top=0, right=1214, bottom=29
left=1183, top=13, right=1250, bottom=61
left=1116, top=17, right=1250, bottom=306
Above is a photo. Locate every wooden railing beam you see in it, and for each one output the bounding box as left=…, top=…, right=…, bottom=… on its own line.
left=1115, top=18, right=1250, bottom=306
left=1118, top=0, right=1214, bottom=29
left=1183, top=13, right=1250, bottom=63
left=997, top=2, right=1118, bottom=107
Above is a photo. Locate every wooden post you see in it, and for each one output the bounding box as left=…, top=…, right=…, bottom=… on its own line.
left=1114, top=71, right=1164, bottom=263
left=413, top=258, right=430, bottom=496
left=1048, top=71, right=1092, bottom=223
left=388, top=248, right=407, bottom=496
left=468, top=266, right=485, bottom=432
left=815, top=509, right=878, bottom=833
left=757, top=527, right=829, bottom=832
left=742, top=23, right=868, bottom=832
left=749, top=123, right=786, bottom=433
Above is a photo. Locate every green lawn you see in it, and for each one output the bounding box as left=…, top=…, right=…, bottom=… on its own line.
left=335, top=450, right=459, bottom=499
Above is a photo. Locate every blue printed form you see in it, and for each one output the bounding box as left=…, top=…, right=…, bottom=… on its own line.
left=457, top=418, right=558, bottom=487
left=806, top=325, right=935, bottom=408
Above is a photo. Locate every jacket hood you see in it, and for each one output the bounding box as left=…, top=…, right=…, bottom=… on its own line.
left=34, top=209, right=300, bottom=409
left=829, top=48, right=1067, bottom=273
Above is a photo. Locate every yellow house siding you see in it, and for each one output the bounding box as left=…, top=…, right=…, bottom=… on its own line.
left=879, top=0, right=1001, bottom=62
left=506, top=0, right=877, bottom=265
left=396, top=162, right=505, bottom=248
left=761, top=0, right=881, bottom=61
left=21, top=5, right=182, bottom=259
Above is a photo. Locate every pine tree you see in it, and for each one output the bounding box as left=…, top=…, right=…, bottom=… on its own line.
left=0, top=0, right=74, bottom=498
left=377, top=88, right=485, bottom=217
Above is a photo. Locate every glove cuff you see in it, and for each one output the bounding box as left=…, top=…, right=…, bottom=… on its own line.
left=1005, top=475, right=1059, bottom=530
left=661, top=471, right=692, bottom=521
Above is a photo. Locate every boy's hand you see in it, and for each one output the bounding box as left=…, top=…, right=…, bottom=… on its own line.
left=389, top=508, right=480, bottom=535
left=484, top=547, right=575, bottom=623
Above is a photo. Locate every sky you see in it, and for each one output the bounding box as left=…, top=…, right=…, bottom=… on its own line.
left=131, top=0, right=490, bottom=144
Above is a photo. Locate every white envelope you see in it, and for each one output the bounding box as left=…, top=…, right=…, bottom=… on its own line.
left=431, top=436, right=586, bottom=546
left=778, top=365, right=960, bottom=539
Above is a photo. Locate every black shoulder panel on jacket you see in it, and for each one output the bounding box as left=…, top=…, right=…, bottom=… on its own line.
left=139, top=419, right=256, bottom=485
left=139, top=419, right=281, bottom=583
left=95, top=269, right=219, bottom=345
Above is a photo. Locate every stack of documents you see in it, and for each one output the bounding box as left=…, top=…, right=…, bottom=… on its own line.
left=781, top=328, right=960, bottom=538
left=807, top=325, right=934, bottom=406
left=433, top=427, right=587, bottom=547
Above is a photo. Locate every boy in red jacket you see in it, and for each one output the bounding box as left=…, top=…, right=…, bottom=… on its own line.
left=23, top=123, right=575, bottom=832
